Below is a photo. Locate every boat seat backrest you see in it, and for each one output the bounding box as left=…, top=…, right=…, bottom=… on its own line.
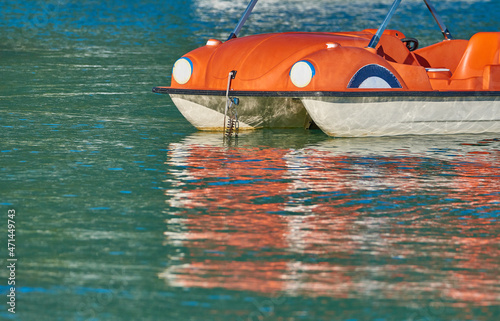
left=376, top=34, right=417, bottom=65
left=452, top=32, right=500, bottom=80
left=413, top=40, right=468, bottom=73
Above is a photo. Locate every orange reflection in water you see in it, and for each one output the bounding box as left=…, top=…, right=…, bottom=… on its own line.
left=161, top=136, right=500, bottom=307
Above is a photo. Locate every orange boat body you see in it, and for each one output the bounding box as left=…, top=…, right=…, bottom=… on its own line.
left=165, top=30, right=500, bottom=92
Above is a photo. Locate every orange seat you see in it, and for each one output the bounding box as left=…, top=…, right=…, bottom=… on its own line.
left=413, top=39, right=468, bottom=73
left=376, top=34, right=418, bottom=66
left=452, top=32, right=500, bottom=80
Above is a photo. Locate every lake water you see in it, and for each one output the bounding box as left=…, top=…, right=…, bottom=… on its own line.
left=1, top=0, right=499, bottom=320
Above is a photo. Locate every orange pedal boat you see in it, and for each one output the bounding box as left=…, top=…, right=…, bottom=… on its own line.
left=153, top=0, right=500, bottom=137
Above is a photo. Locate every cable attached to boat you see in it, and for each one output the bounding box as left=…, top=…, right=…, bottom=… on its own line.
left=423, top=0, right=453, bottom=40
left=367, top=0, right=402, bottom=49
left=227, top=0, right=259, bottom=41
left=223, top=70, right=239, bottom=138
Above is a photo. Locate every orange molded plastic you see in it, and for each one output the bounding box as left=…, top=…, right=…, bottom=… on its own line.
left=169, top=30, right=500, bottom=92
left=454, top=32, right=500, bottom=79
left=413, top=40, right=468, bottom=73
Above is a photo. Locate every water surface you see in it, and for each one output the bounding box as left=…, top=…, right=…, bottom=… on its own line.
left=0, top=1, right=499, bottom=320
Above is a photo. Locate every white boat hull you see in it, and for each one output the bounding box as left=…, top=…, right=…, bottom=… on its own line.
left=170, top=94, right=311, bottom=131
left=161, top=89, right=500, bottom=137
left=302, top=94, right=500, bottom=137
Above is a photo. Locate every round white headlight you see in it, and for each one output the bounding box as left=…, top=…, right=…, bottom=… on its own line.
left=290, top=60, right=315, bottom=88
left=172, top=57, right=193, bottom=85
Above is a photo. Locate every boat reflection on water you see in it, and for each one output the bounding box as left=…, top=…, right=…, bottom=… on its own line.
left=160, top=132, right=499, bottom=307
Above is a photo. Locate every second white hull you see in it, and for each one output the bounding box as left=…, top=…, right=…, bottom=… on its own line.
left=302, top=95, right=500, bottom=137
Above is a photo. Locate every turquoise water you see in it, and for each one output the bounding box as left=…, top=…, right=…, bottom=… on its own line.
left=1, top=0, right=499, bottom=320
